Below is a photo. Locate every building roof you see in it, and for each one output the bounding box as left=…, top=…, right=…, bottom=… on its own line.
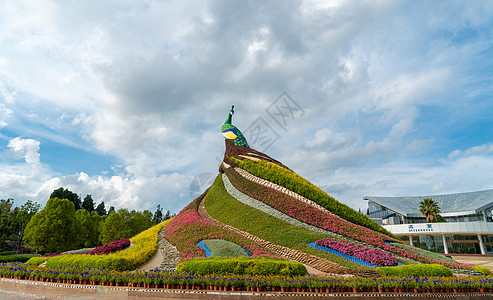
left=364, top=189, right=493, bottom=218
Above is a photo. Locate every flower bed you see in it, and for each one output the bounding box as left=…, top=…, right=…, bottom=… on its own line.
left=314, top=239, right=398, bottom=266
left=164, top=190, right=278, bottom=262
left=88, top=239, right=131, bottom=255
left=223, top=166, right=474, bottom=269
left=1, top=262, right=493, bottom=293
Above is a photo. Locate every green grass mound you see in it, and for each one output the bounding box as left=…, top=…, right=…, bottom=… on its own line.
left=202, top=239, right=249, bottom=257
left=376, top=264, right=453, bottom=277
left=26, top=219, right=172, bottom=271
left=177, top=256, right=308, bottom=276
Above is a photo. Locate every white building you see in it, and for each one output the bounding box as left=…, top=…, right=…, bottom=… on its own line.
left=365, top=189, right=493, bottom=255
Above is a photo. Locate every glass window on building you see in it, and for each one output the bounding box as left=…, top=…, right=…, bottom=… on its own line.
left=412, top=235, right=444, bottom=253
left=446, top=235, right=481, bottom=254
left=482, top=235, right=493, bottom=254
left=485, top=207, right=493, bottom=222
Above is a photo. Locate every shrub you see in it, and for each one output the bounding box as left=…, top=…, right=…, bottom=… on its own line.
left=376, top=264, right=453, bottom=277
left=25, top=256, right=48, bottom=266
left=176, top=256, right=307, bottom=276
left=473, top=265, right=492, bottom=276
left=0, top=254, right=39, bottom=263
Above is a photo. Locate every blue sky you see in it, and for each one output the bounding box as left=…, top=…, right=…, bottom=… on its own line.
left=1, top=0, right=493, bottom=213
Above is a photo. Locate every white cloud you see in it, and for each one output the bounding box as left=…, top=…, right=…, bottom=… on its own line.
left=0, top=0, right=492, bottom=216
left=448, top=143, right=493, bottom=160
left=7, top=137, right=41, bottom=165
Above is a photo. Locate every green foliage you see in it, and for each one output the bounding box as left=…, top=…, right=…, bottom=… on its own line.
left=0, top=254, right=38, bottom=263
left=44, top=254, right=133, bottom=271
left=75, top=210, right=103, bottom=248
left=153, top=204, right=164, bottom=224
left=24, top=256, right=47, bottom=266
left=95, top=201, right=106, bottom=216
left=473, top=265, right=492, bottom=276
left=50, top=187, right=82, bottom=210
left=419, top=198, right=440, bottom=223
left=204, top=175, right=371, bottom=270
left=23, top=198, right=82, bottom=253
left=177, top=256, right=308, bottom=276
left=230, top=157, right=394, bottom=237
left=202, top=239, right=249, bottom=257
left=376, top=264, right=453, bottom=277
left=81, top=195, right=95, bottom=213
left=99, top=208, right=154, bottom=244
left=0, top=199, right=40, bottom=250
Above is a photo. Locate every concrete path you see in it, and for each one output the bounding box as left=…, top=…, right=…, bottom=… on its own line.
left=452, top=255, right=493, bottom=272
left=136, top=248, right=163, bottom=271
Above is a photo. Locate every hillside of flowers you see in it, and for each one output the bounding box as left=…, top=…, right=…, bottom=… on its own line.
left=222, top=163, right=474, bottom=270
left=314, top=239, right=398, bottom=266
left=229, top=156, right=392, bottom=236
left=163, top=190, right=279, bottom=262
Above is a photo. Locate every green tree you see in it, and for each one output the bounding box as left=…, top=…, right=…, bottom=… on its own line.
left=164, top=210, right=174, bottom=220
left=24, top=198, right=81, bottom=253
left=95, top=201, right=106, bottom=216
left=75, top=209, right=103, bottom=248
left=0, top=199, right=14, bottom=243
left=50, top=187, right=82, bottom=210
left=99, top=208, right=154, bottom=244
left=152, top=204, right=164, bottom=224
left=419, top=197, right=441, bottom=223
left=12, top=200, right=41, bottom=253
left=99, top=210, right=124, bottom=244
left=81, top=195, right=95, bottom=213
left=107, top=206, right=115, bottom=216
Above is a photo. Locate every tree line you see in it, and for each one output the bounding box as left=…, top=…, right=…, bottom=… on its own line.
left=0, top=187, right=174, bottom=254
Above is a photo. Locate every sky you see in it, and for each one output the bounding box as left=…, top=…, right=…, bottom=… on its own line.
left=1, top=0, right=493, bottom=214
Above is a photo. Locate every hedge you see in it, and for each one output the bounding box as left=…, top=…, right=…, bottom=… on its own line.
left=176, top=256, right=308, bottom=276
left=0, top=254, right=38, bottom=263
left=376, top=264, right=453, bottom=277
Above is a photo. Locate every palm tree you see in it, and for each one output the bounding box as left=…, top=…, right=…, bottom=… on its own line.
left=419, top=197, right=440, bottom=223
